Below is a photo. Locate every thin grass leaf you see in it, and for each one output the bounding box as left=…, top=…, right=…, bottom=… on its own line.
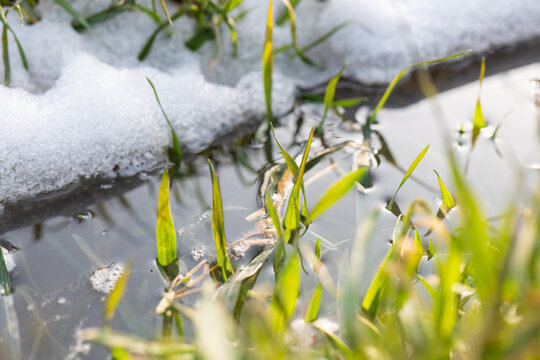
left=317, top=62, right=347, bottom=134
left=217, top=246, right=274, bottom=312
left=0, top=247, right=11, bottom=295
left=104, top=262, right=132, bottom=323
left=368, top=50, right=471, bottom=124
left=276, top=0, right=299, bottom=25
left=138, top=6, right=195, bottom=60
left=283, top=128, right=313, bottom=240
left=0, top=9, right=28, bottom=71
left=84, top=328, right=196, bottom=355
left=315, top=237, right=321, bottom=260
left=271, top=254, right=300, bottom=332
left=305, top=283, right=322, bottom=322
left=387, top=145, right=429, bottom=211
left=271, top=125, right=298, bottom=174
left=433, top=170, right=455, bottom=210
left=263, top=0, right=274, bottom=126
left=158, top=0, right=172, bottom=25
left=308, top=167, right=367, bottom=223
left=156, top=168, right=177, bottom=267
left=224, top=0, right=244, bottom=12
left=472, top=57, right=486, bottom=146
left=2, top=24, right=9, bottom=86
left=280, top=0, right=318, bottom=66
left=54, top=0, right=95, bottom=34
left=332, top=97, right=367, bottom=108
left=417, top=274, right=437, bottom=299
left=209, top=160, right=233, bottom=280
left=427, top=238, right=434, bottom=260
left=146, top=77, right=183, bottom=162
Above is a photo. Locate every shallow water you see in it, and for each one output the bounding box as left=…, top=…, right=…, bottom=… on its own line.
left=1, top=59, right=539, bottom=358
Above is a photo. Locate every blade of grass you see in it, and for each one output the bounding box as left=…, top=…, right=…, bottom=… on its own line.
left=263, top=0, right=274, bottom=126
left=387, top=145, right=429, bottom=211
left=308, top=167, right=367, bottom=223
left=208, top=160, right=233, bottom=280
left=2, top=24, right=9, bottom=86
left=368, top=50, right=471, bottom=124
left=146, top=77, right=183, bottom=162
left=316, top=62, right=347, bottom=134
left=305, top=283, right=322, bottom=322
left=0, top=9, right=28, bottom=71
left=472, top=57, right=486, bottom=146
left=156, top=168, right=177, bottom=267
left=138, top=6, right=195, bottom=61
left=280, top=0, right=318, bottom=66
left=158, top=0, right=172, bottom=25
left=54, top=0, right=95, bottom=34
left=283, top=128, right=313, bottom=240
left=271, top=254, right=300, bottom=333
left=104, top=262, right=132, bottom=323
left=433, top=170, right=455, bottom=210
left=276, top=0, right=299, bottom=25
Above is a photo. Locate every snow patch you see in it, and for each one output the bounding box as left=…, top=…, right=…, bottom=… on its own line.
left=0, top=0, right=538, bottom=203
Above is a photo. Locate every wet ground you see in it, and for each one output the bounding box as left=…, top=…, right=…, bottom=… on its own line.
left=0, top=50, right=539, bottom=359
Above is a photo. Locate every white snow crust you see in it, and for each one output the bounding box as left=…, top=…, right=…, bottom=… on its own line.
left=0, top=0, right=538, bottom=203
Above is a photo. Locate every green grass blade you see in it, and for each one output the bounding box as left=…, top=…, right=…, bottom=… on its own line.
left=156, top=168, right=177, bottom=267
left=0, top=10, right=28, bottom=71
left=332, top=97, right=367, bottom=108
left=2, top=24, right=9, bottom=86
left=472, top=57, right=486, bottom=146
left=368, top=50, right=471, bottom=124
left=104, top=262, right=132, bottom=323
left=280, top=0, right=318, bottom=66
left=387, top=145, right=429, bottom=211
left=314, top=237, right=321, bottom=260
left=208, top=160, right=233, bottom=280
left=54, top=0, right=95, bottom=34
left=146, top=77, right=183, bottom=162
left=263, top=0, right=274, bottom=125
left=0, top=247, right=12, bottom=295
left=265, top=190, right=284, bottom=243
left=433, top=170, right=455, bottom=210
left=305, top=283, right=322, bottom=323
left=308, top=167, right=366, bottom=223
left=283, top=127, right=313, bottom=239
left=317, top=62, right=347, bottom=134
left=224, top=0, right=244, bottom=12
left=271, top=254, right=300, bottom=332
left=289, top=20, right=355, bottom=56
left=158, top=0, right=172, bottom=25
left=276, top=0, right=299, bottom=25
left=271, top=125, right=298, bottom=174
left=138, top=6, right=194, bottom=61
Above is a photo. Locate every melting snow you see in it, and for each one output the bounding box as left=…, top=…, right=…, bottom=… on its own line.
left=0, top=0, right=538, bottom=203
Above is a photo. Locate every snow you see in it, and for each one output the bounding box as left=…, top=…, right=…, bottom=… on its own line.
left=0, top=0, right=538, bottom=203
left=1, top=247, right=15, bottom=272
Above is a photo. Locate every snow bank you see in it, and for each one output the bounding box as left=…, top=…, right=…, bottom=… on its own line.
left=0, top=0, right=538, bottom=203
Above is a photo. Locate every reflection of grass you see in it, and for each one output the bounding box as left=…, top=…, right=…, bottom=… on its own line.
left=83, top=54, right=540, bottom=359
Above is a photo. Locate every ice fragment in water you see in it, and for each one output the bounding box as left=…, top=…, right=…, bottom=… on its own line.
left=191, top=246, right=208, bottom=261
left=1, top=247, right=15, bottom=272
left=90, top=262, right=124, bottom=294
